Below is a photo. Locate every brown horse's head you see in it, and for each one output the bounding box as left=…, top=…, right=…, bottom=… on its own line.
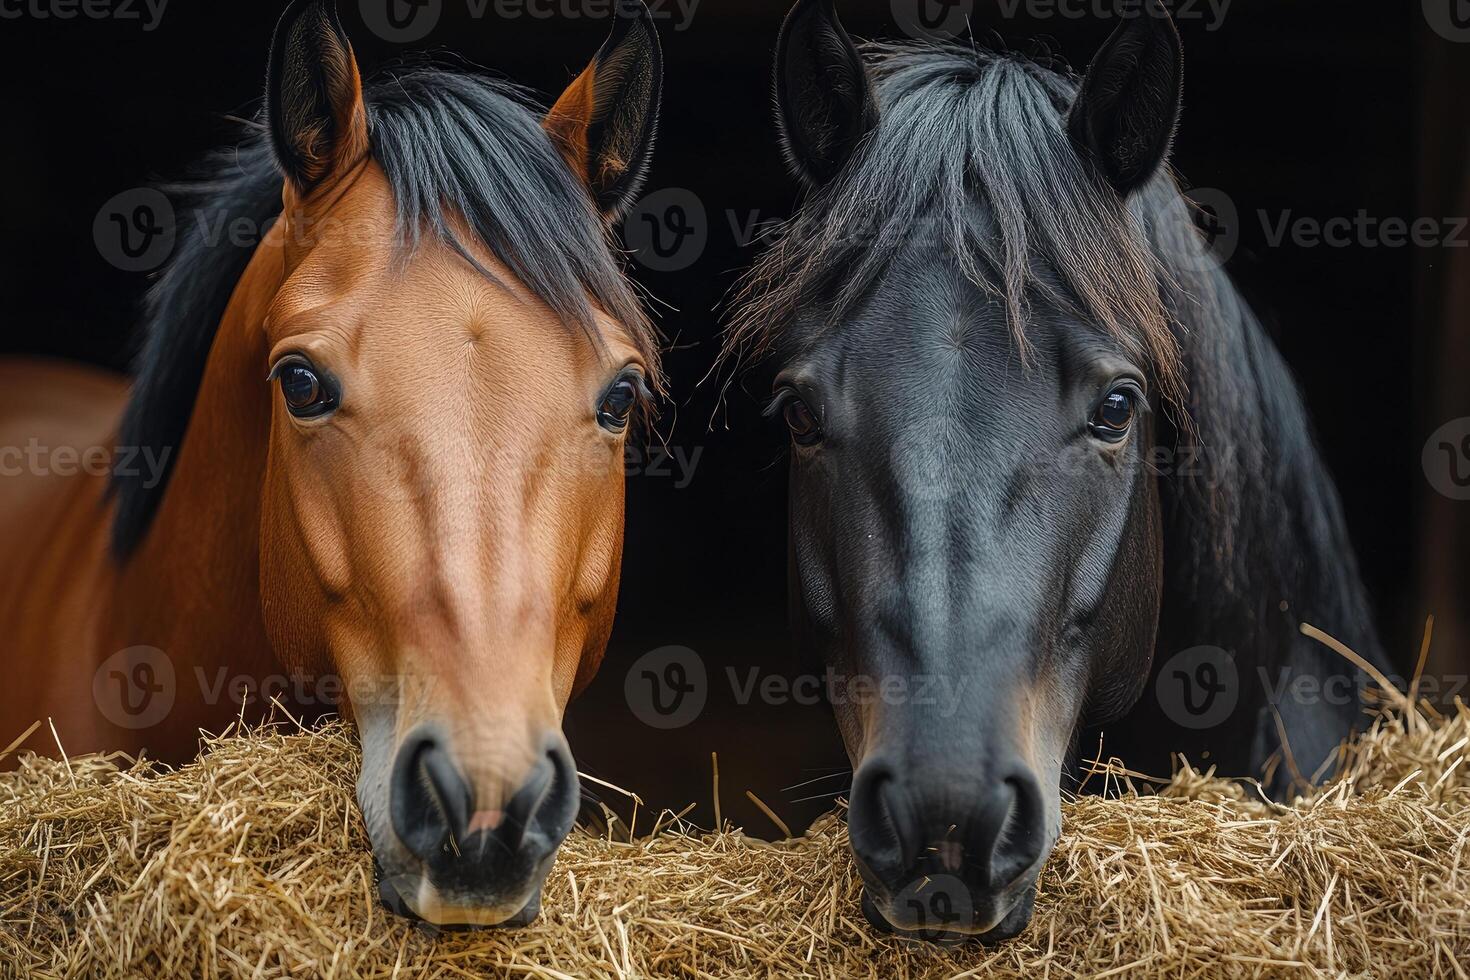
left=253, top=0, right=661, bottom=925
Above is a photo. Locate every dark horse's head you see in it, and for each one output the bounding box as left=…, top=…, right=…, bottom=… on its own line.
left=730, top=0, right=1193, bottom=941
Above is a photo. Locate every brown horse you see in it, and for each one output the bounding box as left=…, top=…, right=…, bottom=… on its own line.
left=0, top=0, right=662, bottom=927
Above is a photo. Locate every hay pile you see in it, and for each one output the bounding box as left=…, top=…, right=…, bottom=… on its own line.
left=1, top=700, right=1467, bottom=978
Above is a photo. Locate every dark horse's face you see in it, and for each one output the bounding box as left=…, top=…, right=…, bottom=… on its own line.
left=779, top=241, right=1164, bottom=940
left=756, top=0, right=1186, bottom=942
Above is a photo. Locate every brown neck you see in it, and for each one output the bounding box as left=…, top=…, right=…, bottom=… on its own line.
left=101, top=228, right=288, bottom=741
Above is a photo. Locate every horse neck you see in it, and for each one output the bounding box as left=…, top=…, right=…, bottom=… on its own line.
left=1153, top=237, right=1386, bottom=678
left=101, top=233, right=286, bottom=684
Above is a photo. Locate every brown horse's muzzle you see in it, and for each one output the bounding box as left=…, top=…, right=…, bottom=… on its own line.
left=372, top=726, right=580, bottom=927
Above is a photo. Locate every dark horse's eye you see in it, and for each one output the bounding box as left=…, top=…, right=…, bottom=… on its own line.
left=1090, top=386, right=1137, bottom=442
left=598, top=375, right=642, bottom=432
left=270, top=358, right=337, bottom=419
left=781, top=396, right=822, bottom=447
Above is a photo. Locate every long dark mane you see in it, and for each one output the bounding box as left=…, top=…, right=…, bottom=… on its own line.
left=110, top=66, right=659, bottom=559
left=729, top=41, right=1386, bottom=779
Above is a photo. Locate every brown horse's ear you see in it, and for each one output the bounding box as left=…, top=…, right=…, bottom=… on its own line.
left=1066, top=0, right=1182, bottom=197
left=544, top=0, right=662, bottom=222
left=266, top=0, right=370, bottom=195
left=774, top=0, right=878, bottom=189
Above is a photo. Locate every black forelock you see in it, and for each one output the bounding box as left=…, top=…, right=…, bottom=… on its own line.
left=725, top=42, right=1184, bottom=416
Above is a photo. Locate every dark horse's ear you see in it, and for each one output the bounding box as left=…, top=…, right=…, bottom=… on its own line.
left=265, top=0, right=370, bottom=195
left=544, top=0, right=662, bottom=222
left=1067, top=0, right=1182, bottom=196
left=774, top=0, right=878, bottom=189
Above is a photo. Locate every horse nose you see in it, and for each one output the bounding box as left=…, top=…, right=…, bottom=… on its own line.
left=848, top=756, right=1048, bottom=938
left=388, top=728, right=579, bottom=915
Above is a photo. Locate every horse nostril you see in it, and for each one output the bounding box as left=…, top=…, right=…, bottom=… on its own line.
left=391, top=731, right=473, bottom=862
left=992, top=769, right=1047, bottom=888
left=848, top=760, right=906, bottom=876
left=475, top=738, right=579, bottom=853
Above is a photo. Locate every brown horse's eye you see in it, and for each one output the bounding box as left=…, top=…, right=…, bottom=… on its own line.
left=597, top=377, right=640, bottom=432
left=270, top=358, right=337, bottom=419
left=782, top=396, right=822, bottom=447
left=1089, top=386, right=1137, bottom=442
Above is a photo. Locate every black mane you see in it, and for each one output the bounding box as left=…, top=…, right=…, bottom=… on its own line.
left=110, top=67, right=657, bottom=559
left=729, top=40, right=1387, bottom=781
left=726, top=43, right=1186, bottom=415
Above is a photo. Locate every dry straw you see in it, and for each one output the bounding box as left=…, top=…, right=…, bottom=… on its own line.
left=1, top=671, right=1467, bottom=977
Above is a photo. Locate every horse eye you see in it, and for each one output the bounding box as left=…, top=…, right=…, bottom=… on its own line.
left=272, top=360, right=336, bottom=419
left=1090, top=388, right=1136, bottom=441
left=782, top=396, right=822, bottom=446
left=597, top=377, right=640, bottom=432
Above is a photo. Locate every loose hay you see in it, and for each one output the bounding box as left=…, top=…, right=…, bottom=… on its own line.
left=1, top=701, right=1467, bottom=979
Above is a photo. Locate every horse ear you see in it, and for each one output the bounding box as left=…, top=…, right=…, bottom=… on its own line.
left=265, top=0, right=370, bottom=195
left=544, top=0, right=662, bottom=222
left=1067, top=0, right=1183, bottom=196
left=774, top=0, right=878, bottom=189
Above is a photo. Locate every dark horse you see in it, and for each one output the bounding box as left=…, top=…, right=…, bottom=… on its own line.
left=727, top=0, right=1386, bottom=942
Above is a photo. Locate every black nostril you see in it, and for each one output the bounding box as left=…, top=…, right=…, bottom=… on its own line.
left=500, top=757, right=552, bottom=850
left=523, top=738, right=579, bottom=847
left=848, top=760, right=906, bottom=877
left=991, top=769, right=1046, bottom=887
left=392, top=732, right=473, bottom=862
left=475, top=739, right=579, bottom=853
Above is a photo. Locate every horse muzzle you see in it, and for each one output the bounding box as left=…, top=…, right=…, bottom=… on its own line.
left=846, top=754, right=1056, bottom=943
left=373, top=727, right=580, bottom=927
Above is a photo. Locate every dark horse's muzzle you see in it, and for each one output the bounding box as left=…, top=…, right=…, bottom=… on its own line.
left=847, top=754, right=1054, bottom=942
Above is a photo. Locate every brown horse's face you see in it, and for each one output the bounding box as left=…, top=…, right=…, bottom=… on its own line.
left=251, top=0, right=662, bottom=925
left=258, top=168, right=640, bottom=923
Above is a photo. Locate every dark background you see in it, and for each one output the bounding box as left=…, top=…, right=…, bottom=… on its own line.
left=1, top=1, right=1465, bottom=835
